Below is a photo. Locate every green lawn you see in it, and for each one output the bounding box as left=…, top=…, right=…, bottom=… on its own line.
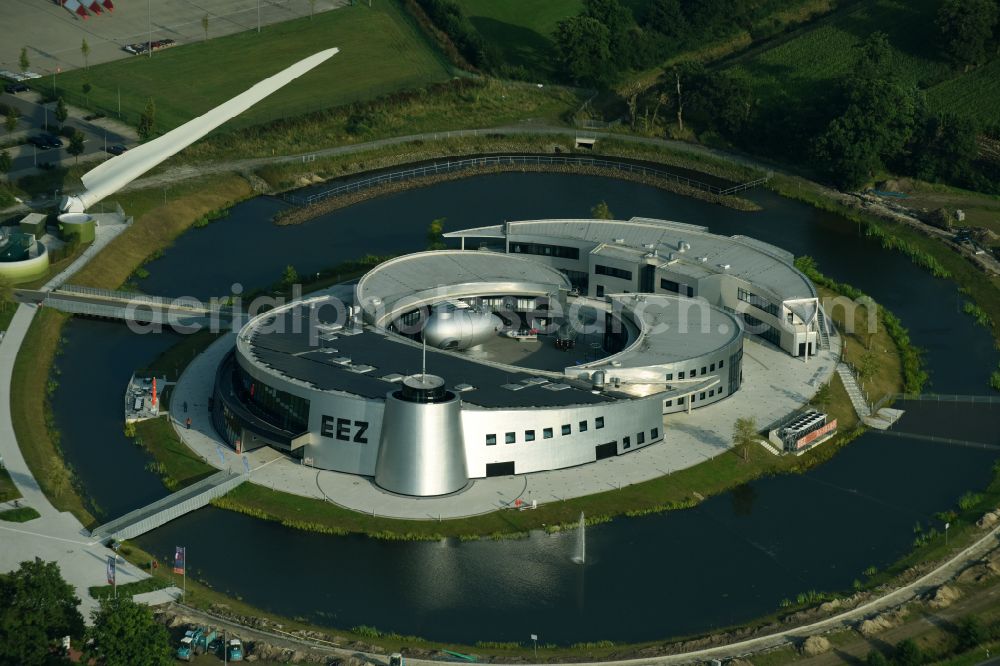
left=0, top=506, right=41, bottom=522
left=0, top=468, right=20, bottom=503
left=726, top=0, right=985, bottom=121
left=51, top=1, right=452, bottom=133
left=456, top=0, right=582, bottom=78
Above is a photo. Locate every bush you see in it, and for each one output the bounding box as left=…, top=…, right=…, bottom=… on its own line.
left=894, top=639, right=923, bottom=666
left=867, top=649, right=889, bottom=666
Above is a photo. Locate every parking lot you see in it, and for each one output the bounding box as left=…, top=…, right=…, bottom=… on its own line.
left=2, top=89, right=135, bottom=185
left=0, top=0, right=346, bottom=76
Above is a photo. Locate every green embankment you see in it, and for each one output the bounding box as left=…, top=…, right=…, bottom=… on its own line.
left=50, top=1, right=452, bottom=133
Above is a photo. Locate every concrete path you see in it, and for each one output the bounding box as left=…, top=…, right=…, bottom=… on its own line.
left=836, top=363, right=870, bottom=418
left=170, top=330, right=839, bottom=520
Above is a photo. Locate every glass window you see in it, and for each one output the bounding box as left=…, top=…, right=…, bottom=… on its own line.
left=561, top=424, right=571, bottom=436
left=543, top=427, right=553, bottom=439
left=665, top=372, right=673, bottom=381
left=525, top=429, right=535, bottom=442
left=678, top=371, right=686, bottom=379
left=579, top=420, right=588, bottom=432
left=595, top=417, right=605, bottom=429
left=651, top=427, right=659, bottom=439
left=700, top=391, right=706, bottom=400
left=623, top=436, right=631, bottom=450
left=679, top=396, right=685, bottom=405
left=665, top=400, right=673, bottom=407
left=486, top=434, right=496, bottom=446
left=701, top=366, right=707, bottom=375
left=709, top=389, right=715, bottom=397
left=637, top=431, right=645, bottom=444
left=710, top=363, right=715, bottom=371
left=720, top=359, right=724, bottom=368
left=595, top=285, right=605, bottom=297
left=505, top=432, right=516, bottom=444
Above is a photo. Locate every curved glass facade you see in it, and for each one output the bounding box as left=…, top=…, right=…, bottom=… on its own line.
left=233, top=360, right=310, bottom=434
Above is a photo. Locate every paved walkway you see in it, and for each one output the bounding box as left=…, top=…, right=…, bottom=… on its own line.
left=170, top=330, right=839, bottom=520
left=0, top=224, right=166, bottom=619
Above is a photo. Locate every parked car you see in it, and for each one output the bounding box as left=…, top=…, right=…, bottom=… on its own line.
left=28, top=135, right=51, bottom=149
left=4, top=83, right=29, bottom=94
left=41, top=134, right=64, bottom=149
left=106, top=144, right=128, bottom=156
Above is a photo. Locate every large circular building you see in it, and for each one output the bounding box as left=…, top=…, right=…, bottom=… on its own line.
left=212, top=217, right=824, bottom=497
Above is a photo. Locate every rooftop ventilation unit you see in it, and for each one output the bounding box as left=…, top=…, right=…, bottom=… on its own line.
left=718, top=264, right=731, bottom=270
left=677, top=241, right=690, bottom=252
left=614, top=238, right=626, bottom=244
left=698, top=256, right=708, bottom=263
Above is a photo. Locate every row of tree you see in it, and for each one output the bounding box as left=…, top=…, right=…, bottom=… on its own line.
left=0, top=558, right=173, bottom=665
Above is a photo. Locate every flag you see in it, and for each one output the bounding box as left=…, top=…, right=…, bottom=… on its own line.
left=173, top=546, right=185, bottom=574
left=106, top=555, right=116, bottom=585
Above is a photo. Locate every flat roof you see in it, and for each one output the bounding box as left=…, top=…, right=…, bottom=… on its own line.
left=356, top=250, right=571, bottom=319
left=244, top=302, right=615, bottom=409
left=594, top=294, right=742, bottom=368
left=446, top=218, right=814, bottom=301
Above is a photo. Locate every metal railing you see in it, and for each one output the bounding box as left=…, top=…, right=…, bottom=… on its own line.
left=58, top=284, right=172, bottom=306
left=90, top=470, right=246, bottom=542
left=283, top=154, right=770, bottom=207
left=887, top=393, right=1000, bottom=405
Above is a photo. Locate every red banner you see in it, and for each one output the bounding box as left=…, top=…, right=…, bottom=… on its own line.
left=795, top=419, right=837, bottom=449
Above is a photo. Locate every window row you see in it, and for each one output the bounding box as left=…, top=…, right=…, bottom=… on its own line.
left=511, top=242, right=580, bottom=260
left=486, top=416, right=605, bottom=445
left=742, top=313, right=782, bottom=347
left=664, top=359, right=723, bottom=382
left=737, top=287, right=780, bottom=318
left=664, top=385, right=725, bottom=408
left=595, top=264, right=633, bottom=281
left=622, top=427, right=660, bottom=450
left=660, top=278, right=695, bottom=297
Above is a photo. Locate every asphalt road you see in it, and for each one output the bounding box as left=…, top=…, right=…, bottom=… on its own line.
left=3, top=90, right=131, bottom=176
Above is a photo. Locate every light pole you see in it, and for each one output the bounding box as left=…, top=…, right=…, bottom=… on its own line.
left=531, top=634, right=538, bottom=660
left=148, top=0, right=152, bottom=58
left=257, top=0, right=261, bottom=33
left=945, top=522, right=950, bottom=546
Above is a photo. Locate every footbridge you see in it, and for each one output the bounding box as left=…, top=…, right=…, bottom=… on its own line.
left=17, top=285, right=236, bottom=327
left=89, top=470, right=247, bottom=543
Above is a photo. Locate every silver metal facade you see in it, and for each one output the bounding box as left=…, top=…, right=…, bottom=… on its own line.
left=375, top=387, right=469, bottom=495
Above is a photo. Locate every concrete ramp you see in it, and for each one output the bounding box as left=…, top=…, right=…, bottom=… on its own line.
left=90, top=470, right=246, bottom=542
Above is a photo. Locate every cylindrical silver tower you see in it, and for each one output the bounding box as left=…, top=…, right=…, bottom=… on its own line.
left=374, top=374, right=468, bottom=496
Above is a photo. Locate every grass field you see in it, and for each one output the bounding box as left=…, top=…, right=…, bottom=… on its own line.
left=50, top=1, right=452, bottom=133
left=0, top=506, right=41, bottom=522
left=725, top=0, right=994, bottom=123
left=456, top=0, right=582, bottom=78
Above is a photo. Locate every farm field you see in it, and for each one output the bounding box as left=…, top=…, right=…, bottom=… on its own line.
left=926, top=58, right=1000, bottom=128
left=49, top=1, right=452, bottom=133
left=724, top=0, right=992, bottom=122
left=456, top=0, right=582, bottom=78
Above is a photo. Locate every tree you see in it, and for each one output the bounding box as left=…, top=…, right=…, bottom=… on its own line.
left=894, top=638, right=923, bottom=666
left=4, top=107, right=18, bottom=134
left=591, top=201, right=614, bottom=219
left=19, top=46, right=29, bottom=72
left=866, top=649, right=889, bottom=666
left=0, top=151, right=11, bottom=175
left=646, top=0, right=687, bottom=40
left=55, top=96, right=68, bottom=124
left=811, top=381, right=832, bottom=412
left=936, top=0, right=999, bottom=70
left=427, top=217, right=446, bottom=249
left=81, top=38, right=90, bottom=69
left=853, top=31, right=893, bottom=81
left=202, top=13, right=209, bottom=41
left=67, top=130, right=85, bottom=164
left=957, top=616, right=985, bottom=651
left=584, top=0, right=634, bottom=65
left=0, top=558, right=85, bottom=666
left=732, top=416, right=758, bottom=462
left=280, top=264, right=299, bottom=288
left=85, top=596, right=172, bottom=666
left=554, top=16, right=613, bottom=86
left=138, top=98, right=156, bottom=140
